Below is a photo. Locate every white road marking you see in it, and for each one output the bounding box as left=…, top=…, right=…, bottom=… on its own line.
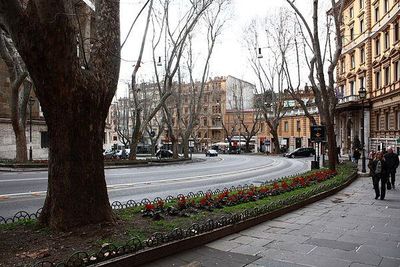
left=0, top=158, right=281, bottom=200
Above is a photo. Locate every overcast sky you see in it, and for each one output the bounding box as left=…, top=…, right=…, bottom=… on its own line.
left=117, top=0, right=312, bottom=97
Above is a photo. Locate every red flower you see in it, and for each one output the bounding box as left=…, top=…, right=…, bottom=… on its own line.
left=145, top=203, right=155, bottom=212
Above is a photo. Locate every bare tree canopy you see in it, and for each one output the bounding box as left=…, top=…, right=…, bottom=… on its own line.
left=286, top=0, right=345, bottom=170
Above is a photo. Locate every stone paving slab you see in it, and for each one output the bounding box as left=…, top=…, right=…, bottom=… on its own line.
left=142, top=172, right=400, bottom=267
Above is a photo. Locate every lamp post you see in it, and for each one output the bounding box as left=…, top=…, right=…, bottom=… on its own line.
left=28, top=96, right=35, bottom=161
left=358, top=86, right=367, bottom=173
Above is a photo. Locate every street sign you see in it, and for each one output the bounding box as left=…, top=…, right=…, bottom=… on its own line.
left=310, top=125, right=326, bottom=142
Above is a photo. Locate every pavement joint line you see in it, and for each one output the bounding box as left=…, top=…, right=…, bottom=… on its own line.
left=355, top=245, right=362, bottom=252
left=306, top=245, right=317, bottom=255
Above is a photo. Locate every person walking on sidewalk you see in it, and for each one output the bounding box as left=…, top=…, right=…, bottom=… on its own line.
left=384, top=147, right=399, bottom=190
left=368, top=150, right=376, bottom=184
left=370, top=151, right=389, bottom=200
left=353, top=149, right=361, bottom=165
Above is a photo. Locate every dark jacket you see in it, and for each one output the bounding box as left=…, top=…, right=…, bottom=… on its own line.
left=370, top=159, right=388, bottom=177
left=384, top=152, right=399, bottom=171
left=353, top=150, right=361, bottom=160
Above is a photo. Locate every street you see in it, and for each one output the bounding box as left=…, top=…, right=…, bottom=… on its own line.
left=0, top=154, right=310, bottom=218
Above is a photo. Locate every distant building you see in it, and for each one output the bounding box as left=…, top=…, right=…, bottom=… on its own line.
left=256, top=87, right=321, bottom=153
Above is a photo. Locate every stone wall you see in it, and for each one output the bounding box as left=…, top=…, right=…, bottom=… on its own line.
left=0, top=119, right=49, bottom=160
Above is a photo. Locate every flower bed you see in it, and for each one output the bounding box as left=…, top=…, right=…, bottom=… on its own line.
left=141, top=169, right=337, bottom=220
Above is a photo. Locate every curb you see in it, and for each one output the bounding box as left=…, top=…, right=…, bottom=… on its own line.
left=94, top=171, right=358, bottom=267
left=0, top=158, right=205, bottom=172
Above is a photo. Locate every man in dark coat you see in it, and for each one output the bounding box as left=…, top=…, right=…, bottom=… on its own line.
left=384, top=147, right=399, bottom=189
left=371, top=151, right=389, bottom=200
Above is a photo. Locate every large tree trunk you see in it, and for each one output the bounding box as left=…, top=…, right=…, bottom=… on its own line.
left=271, top=130, right=280, bottom=154
left=129, top=141, right=138, bottom=161
left=39, top=95, right=114, bottom=230
left=172, top=137, right=179, bottom=159
left=1, top=0, right=120, bottom=230
left=14, top=127, right=27, bottom=162
left=326, top=121, right=337, bottom=170
left=181, top=135, right=190, bottom=159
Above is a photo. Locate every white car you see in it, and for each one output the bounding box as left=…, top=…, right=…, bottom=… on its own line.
left=205, top=149, right=218, bottom=157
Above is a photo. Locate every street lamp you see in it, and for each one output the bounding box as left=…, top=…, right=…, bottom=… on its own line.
left=28, top=96, right=35, bottom=161
left=358, top=86, right=367, bottom=173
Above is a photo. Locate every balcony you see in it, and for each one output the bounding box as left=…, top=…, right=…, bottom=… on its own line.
left=337, top=94, right=360, bottom=105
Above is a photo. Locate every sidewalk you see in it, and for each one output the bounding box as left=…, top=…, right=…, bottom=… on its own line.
left=144, top=173, right=400, bottom=267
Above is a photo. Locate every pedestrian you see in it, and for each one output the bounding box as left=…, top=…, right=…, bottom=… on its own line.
left=370, top=151, right=389, bottom=200
left=368, top=150, right=376, bottom=184
left=353, top=149, right=361, bottom=165
left=384, top=146, right=399, bottom=190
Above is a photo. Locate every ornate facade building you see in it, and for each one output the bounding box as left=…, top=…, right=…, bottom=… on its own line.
left=335, top=0, right=400, bottom=156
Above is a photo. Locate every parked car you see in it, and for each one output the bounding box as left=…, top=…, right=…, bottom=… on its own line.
left=156, top=149, right=173, bottom=158
left=285, top=147, right=315, bottom=158
left=115, top=149, right=130, bottom=159
left=205, top=149, right=218, bottom=157
left=103, top=149, right=117, bottom=159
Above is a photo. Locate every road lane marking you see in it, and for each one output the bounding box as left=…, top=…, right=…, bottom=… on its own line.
left=0, top=158, right=281, bottom=200
left=0, top=177, right=48, bottom=183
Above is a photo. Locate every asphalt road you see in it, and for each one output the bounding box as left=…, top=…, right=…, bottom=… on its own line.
left=0, top=154, right=311, bottom=218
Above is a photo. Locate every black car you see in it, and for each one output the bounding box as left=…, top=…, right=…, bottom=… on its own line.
left=285, top=147, right=315, bottom=158
left=156, top=149, right=173, bottom=158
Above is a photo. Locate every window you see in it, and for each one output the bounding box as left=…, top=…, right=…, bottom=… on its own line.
left=384, top=31, right=390, bottom=50
left=395, top=22, right=399, bottom=42
left=340, top=59, right=345, bottom=74
left=349, top=6, right=354, bottom=18
left=350, top=80, right=355, bottom=95
left=284, top=121, right=289, bottom=132
left=359, top=0, right=364, bottom=9
left=384, top=0, right=389, bottom=13
left=375, top=6, right=379, bottom=22
left=360, top=47, right=365, bottom=63
left=41, top=132, right=49, bottom=148
left=351, top=53, right=355, bottom=68
left=350, top=27, right=354, bottom=40
left=360, top=19, right=364, bottom=33
left=359, top=76, right=365, bottom=90
left=375, top=71, right=381, bottom=89
left=384, top=66, right=390, bottom=85
left=376, top=114, right=380, bottom=130
left=296, top=120, right=301, bottom=132
left=397, top=111, right=400, bottom=130
left=113, top=136, right=117, bottom=141
left=375, top=38, right=380, bottom=56
left=385, top=113, right=390, bottom=130
left=395, top=61, right=400, bottom=81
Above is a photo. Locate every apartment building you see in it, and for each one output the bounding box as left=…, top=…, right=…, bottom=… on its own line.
left=335, top=0, right=400, bottom=156
left=257, top=88, right=321, bottom=153
left=160, top=76, right=255, bottom=152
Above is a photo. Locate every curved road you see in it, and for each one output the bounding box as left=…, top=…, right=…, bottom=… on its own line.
left=0, top=154, right=311, bottom=218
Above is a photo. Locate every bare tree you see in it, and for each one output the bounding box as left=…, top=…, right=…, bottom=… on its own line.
left=0, top=29, right=32, bottom=163
left=114, top=96, right=132, bottom=148
left=179, top=0, right=230, bottom=158
left=246, top=21, right=287, bottom=154
left=287, top=0, right=345, bottom=170
left=151, top=0, right=215, bottom=158
left=0, top=1, right=121, bottom=230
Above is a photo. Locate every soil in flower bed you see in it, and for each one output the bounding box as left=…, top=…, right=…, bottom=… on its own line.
left=0, top=164, right=355, bottom=267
